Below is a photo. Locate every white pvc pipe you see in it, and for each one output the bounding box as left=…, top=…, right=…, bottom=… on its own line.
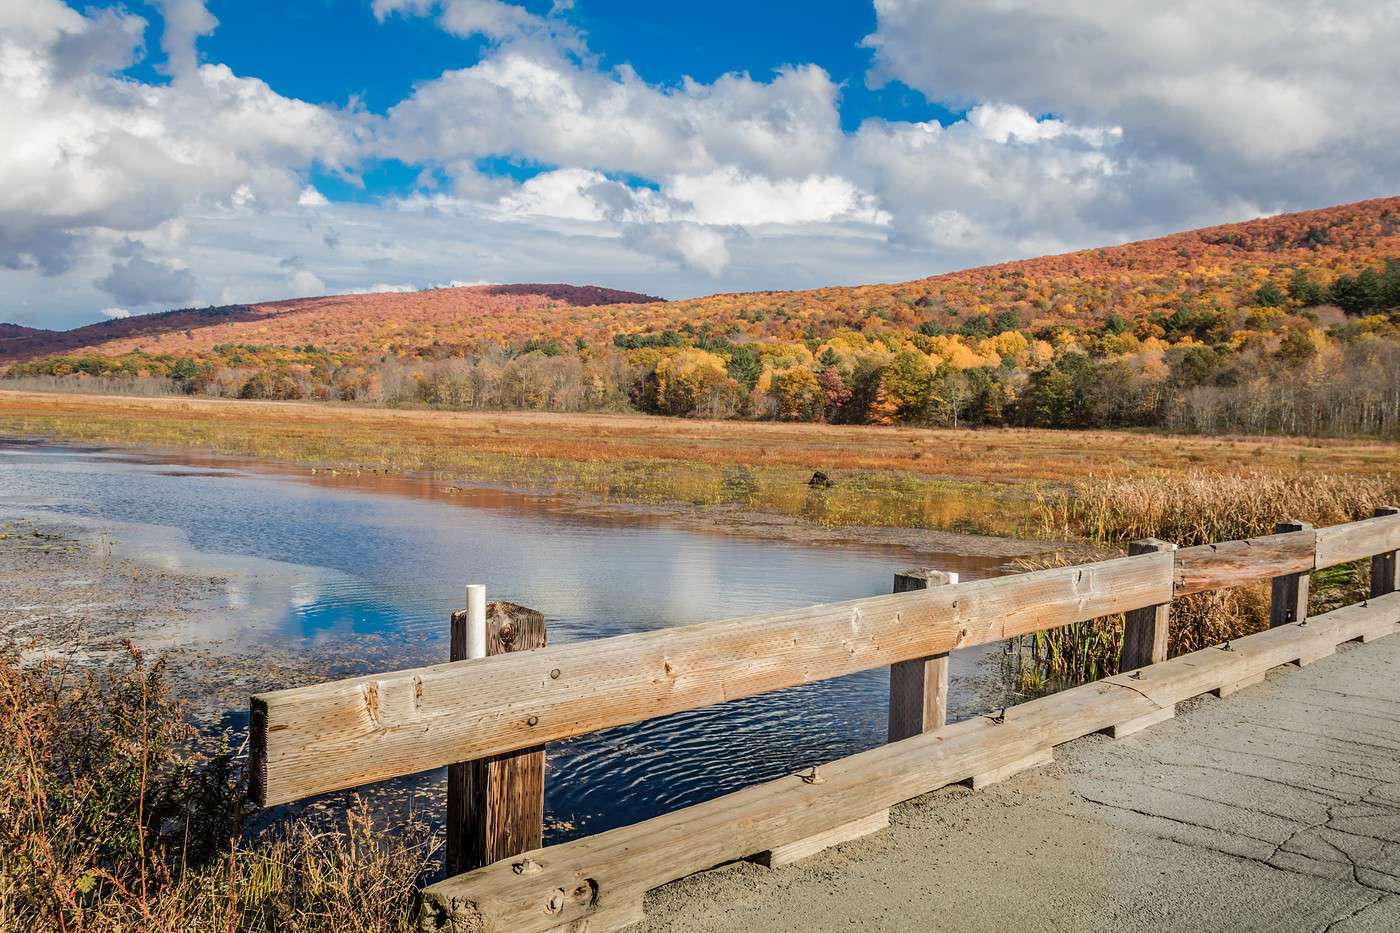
left=465, top=584, right=487, bottom=660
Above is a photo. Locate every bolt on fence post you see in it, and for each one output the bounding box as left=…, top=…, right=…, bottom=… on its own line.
left=888, top=569, right=956, bottom=742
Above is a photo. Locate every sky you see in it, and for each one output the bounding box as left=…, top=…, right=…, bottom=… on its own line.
left=3, top=1, right=1398, bottom=329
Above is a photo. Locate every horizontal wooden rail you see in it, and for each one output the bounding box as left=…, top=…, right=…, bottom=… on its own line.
left=249, top=552, right=1173, bottom=805
left=250, top=510, right=1400, bottom=806
left=1316, top=510, right=1400, bottom=569
left=1172, top=529, right=1315, bottom=595
left=419, top=593, right=1400, bottom=932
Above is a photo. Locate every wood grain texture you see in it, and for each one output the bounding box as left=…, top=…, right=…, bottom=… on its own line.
left=1173, top=529, right=1316, bottom=596
left=1105, top=705, right=1175, bottom=739
left=1119, top=539, right=1176, bottom=671
left=887, top=569, right=953, bottom=743
left=967, top=748, right=1053, bottom=790
left=420, top=593, right=1400, bottom=933
left=250, top=551, right=1173, bottom=805
left=754, top=810, right=890, bottom=868
left=1316, top=509, right=1400, bottom=569
left=447, top=602, right=547, bottom=876
left=1269, top=521, right=1313, bottom=628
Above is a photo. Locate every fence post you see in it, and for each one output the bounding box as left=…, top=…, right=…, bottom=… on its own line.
left=446, top=594, right=547, bottom=876
left=1371, top=506, right=1400, bottom=597
left=888, top=569, right=955, bottom=742
left=1119, top=539, right=1177, bottom=672
left=1269, top=520, right=1313, bottom=628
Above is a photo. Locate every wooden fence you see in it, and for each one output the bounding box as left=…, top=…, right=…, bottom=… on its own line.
left=249, top=507, right=1400, bottom=933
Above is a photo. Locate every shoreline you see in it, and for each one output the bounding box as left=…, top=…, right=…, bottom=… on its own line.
left=1, top=430, right=1068, bottom=563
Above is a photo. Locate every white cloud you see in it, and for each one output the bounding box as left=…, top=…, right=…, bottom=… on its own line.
left=0, top=0, right=360, bottom=285
left=4, top=0, right=1396, bottom=330
left=95, top=254, right=198, bottom=306
left=99, top=306, right=130, bottom=319
left=372, top=0, right=578, bottom=48
left=667, top=169, right=886, bottom=227
left=624, top=222, right=733, bottom=277
left=286, top=268, right=325, bottom=296
left=383, top=53, right=842, bottom=182
left=864, top=0, right=1400, bottom=208
left=154, top=0, right=217, bottom=76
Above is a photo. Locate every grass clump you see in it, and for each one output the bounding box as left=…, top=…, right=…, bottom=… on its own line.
left=0, top=640, right=434, bottom=932
left=1014, top=468, right=1395, bottom=691
left=1007, top=553, right=1271, bottom=692
left=1035, top=469, right=1400, bottom=544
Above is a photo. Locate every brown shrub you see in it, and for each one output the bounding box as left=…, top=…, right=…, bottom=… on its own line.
left=0, top=641, right=434, bottom=932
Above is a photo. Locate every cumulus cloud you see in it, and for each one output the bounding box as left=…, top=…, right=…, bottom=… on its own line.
left=154, top=0, right=217, bottom=75
left=95, top=255, right=198, bottom=306
left=383, top=53, right=842, bottom=181
left=864, top=0, right=1400, bottom=208
left=0, top=0, right=359, bottom=284
left=372, top=0, right=578, bottom=48
left=4, top=0, right=1397, bottom=329
left=624, top=222, right=733, bottom=277
left=99, top=306, right=131, bottom=319
left=297, top=186, right=330, bottom=207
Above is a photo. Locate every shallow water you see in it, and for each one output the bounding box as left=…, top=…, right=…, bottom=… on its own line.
left=0, top=437, right=1012, bottom=841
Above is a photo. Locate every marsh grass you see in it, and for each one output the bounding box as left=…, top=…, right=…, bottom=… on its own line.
left=0, top=640, right=434, bottom=932
left=1035, top=469, right=1400, bottom=544
left=1013, top=467, right=1396, bottom=690
left=1007, top=552, right=1271, bottom=693
left=0, top=404, right=1031, bottom=535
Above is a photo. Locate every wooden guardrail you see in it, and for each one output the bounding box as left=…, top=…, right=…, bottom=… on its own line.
left=248, top=506, right=1400, bottom=933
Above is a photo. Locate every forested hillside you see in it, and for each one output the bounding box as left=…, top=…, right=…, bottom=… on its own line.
left=6, top=197, right=1400, bottom=438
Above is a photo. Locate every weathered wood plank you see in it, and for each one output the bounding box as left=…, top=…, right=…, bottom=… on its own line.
left=887, top=569, right=954, bottom=742
left=447, top=602, right=547, bottom=876
left=1316, top=508, right=1400, bottom=570
left=420, top=593, right=1400, bottom=933
left=1269, top=520, right=1312, bottom=628
left=1120, top=539, right=1176, bottom=671
left=1173, top=529, right=1315, bottom=596
left=754, top=809, right=890, bottom=868
left=1105, top=705, right=1175, bottom=739
left=1212, top=672, right=1265, bottom=697
left=250, top=551, right=1173, bottom=805
left=967, top=747, right=1053, bottom=790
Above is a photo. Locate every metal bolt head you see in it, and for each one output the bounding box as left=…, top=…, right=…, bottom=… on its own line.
left=527, top=715, right=539, bottom=727
left=549, top=668, right=561, bottom=680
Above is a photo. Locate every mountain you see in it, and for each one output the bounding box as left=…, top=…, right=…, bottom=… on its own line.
left=0, top=323, right=51, bottom=340
left=4, top=197, right=1397, bottom=366
left=0, top=284, right=660, bottom=363
left=4, top=197, right=1397, bottom=438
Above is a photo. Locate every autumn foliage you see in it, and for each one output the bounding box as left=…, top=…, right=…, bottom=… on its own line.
left=5, top=196, right=1400, bottom=438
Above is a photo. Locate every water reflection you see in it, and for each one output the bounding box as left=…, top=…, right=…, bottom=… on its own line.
left=0, top=437, right=1011, bottom=839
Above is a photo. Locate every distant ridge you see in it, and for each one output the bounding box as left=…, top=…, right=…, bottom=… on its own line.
left=3, top=195, right=1397, bottom=364
left=0, top=283, right=660, bottom=362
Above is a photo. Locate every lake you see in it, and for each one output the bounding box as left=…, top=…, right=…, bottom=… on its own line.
left=0, top=437, right=1013, bottom=841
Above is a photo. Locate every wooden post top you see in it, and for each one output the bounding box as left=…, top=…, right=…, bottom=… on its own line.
left=893, top=569, right=956, bottom=592
left=1129, top=538, right=1177, bottom=554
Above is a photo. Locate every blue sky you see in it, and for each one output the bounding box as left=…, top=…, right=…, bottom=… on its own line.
left=3, top=1, right=1396, bottom=328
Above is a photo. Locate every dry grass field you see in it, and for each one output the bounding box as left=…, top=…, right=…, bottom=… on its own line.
left=3, top=390, right=1396, bottom=538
